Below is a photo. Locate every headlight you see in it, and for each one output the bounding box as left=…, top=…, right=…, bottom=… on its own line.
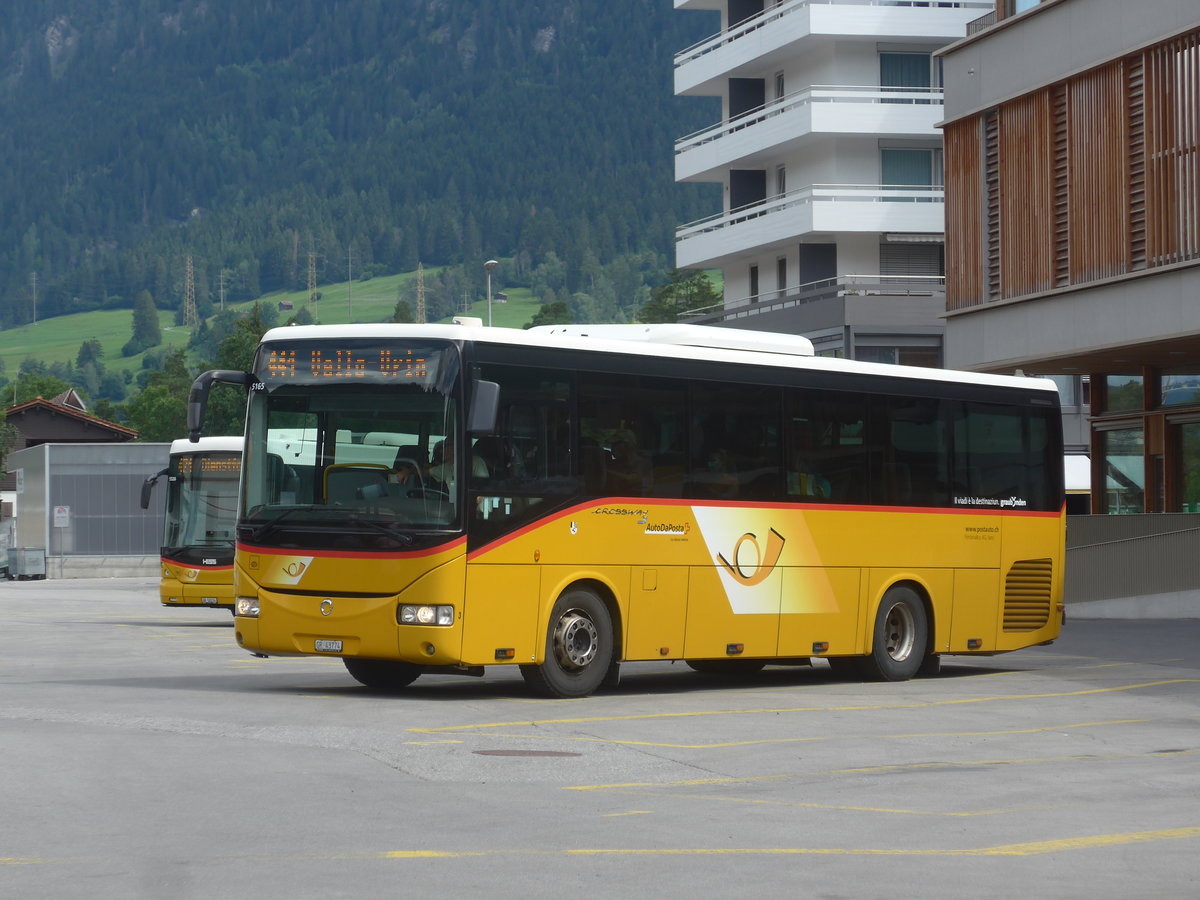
left=398, top=604, right=454, bottom=626
left=235, top=595, right=260, bottom=618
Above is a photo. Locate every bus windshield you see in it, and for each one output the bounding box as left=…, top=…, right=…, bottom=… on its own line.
left=240, top=340, right=463, bottom=549
left=164, top=450, right=240, bottom=554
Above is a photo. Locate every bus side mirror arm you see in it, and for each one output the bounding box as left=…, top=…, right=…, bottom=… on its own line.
left=188, top=370, right=257, bottom=442
left=140, top=467, right=169, bottom=510
left=467, top=380, right=500, bottom=435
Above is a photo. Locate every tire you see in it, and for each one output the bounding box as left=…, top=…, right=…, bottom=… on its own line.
left=520, top=588, right=614, bottom=698
left=685, top=659, right=768, bottom=675
left=343, top=657, right=422, bottom=690
left=861, top=586, right=928, bottom=682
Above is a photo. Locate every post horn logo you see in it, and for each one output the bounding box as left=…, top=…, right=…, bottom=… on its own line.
left=717, top=528, right=786, bottom=586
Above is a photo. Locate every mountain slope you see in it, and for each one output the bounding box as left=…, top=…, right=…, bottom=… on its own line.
left=0, top=0, right=718, bottom=326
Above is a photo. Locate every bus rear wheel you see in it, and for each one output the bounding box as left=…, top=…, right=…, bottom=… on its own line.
left=520, top=588, right=614, bottom=699
left=343, top=658, right=421, bottom=690
left=861, top=586, right=928, bottom=681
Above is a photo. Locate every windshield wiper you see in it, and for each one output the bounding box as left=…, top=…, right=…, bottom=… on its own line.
left=243, top=507, right=310, bottom=542
left=345, top=515, right=416, bottom=546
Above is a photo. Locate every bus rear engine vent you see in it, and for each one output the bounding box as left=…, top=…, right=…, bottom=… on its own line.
left=1003, top=558, right=1053, bottom=632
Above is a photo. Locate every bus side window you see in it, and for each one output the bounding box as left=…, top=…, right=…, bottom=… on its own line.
left=881, top=397, right=951, bottom=507
left=688, top=383, right=782, bottom=501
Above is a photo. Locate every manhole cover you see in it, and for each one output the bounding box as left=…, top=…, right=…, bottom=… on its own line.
left=473, top=750, right=582, bottom=757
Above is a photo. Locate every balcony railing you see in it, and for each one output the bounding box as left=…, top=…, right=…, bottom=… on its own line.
left=676, top=84, right=944, bottom=155
left=675, top=0, right=994, bottom=69
left=966, top=10, right=997, bottom=34
left=677, top=183, right=946, bottom=244
left=680, top=273, right=946, bottom=323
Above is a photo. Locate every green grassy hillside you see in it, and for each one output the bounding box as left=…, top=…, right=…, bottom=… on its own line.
left=0, top=271, right=543, bottom=381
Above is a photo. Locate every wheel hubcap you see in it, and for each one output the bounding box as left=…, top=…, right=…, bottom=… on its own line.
left=554, top=609, right=599, bottom=670
left=883, top=603, right=916, bottom=662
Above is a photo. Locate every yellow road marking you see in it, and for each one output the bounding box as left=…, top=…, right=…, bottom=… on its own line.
left=404, top=740, right=464, bottom=745
left=409, top=681, right=1198, bottom=735
left=379, top=826, right=1200, bottom=859
left=632, top=790, right=1058, bottom=817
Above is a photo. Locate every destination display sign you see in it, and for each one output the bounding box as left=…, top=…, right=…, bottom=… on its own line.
left=177, top=453, right=241, bottom=476
left=256, top=341, right=447, bottom=385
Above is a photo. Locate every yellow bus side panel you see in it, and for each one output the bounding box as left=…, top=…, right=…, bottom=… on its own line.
left=684, top=564, right=780, bottom=659
left=778, top=567, right=861, bottom=657
left=950, top=569, right=1001, bottom=652
left=625, top=566, right=689, bottom=662
left=460, top=565, right=540, bottom=666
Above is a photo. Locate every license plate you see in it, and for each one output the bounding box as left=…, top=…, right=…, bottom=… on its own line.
left=201, top=597, right=218, bottom=606
left=314, top=640, right=343, bottom=652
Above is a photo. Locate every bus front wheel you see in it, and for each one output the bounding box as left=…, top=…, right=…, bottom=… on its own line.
left=862, top=586, right=928, bottom=681
left=343, top=657, right=421, bottom=690
left=521, top=588, right=614, bottom=699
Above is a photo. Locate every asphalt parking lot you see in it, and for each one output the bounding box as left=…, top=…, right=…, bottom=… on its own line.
left=2, top=577, right=1197, bottom=899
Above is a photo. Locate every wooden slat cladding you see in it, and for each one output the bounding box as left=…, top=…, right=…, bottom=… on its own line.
left=1052, top=84, right=1070, bottom=286
left=1069, top=62, right=1128, bottom=282
left=1144, top=32, right=1200, bottom=266
left=1127, top=57, right=1147, bottom=269
left=944, top=26, right=1200, bottom=310
left=944, top=120, right=983, bottom=310
left=999, top=90, right=1055, bottom=298
left=984, top=112, right=1001, bottom=299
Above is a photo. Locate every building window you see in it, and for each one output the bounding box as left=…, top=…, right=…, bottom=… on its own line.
left=749, top=264, right=759, bottom=303
left=774, top=71, right=785, bottom=100
left=880, top=53, right=932, bottom=90
left=776, top=257, right=787, bottom=299
left=879, top=242, right=945, bottom=280
left=1100, top=424, right=1145, bottom=514
left=776, top=164, right=787, bottom=197
left=1160, top=374, right=1200, bottom=407
left=854, top=345, right=942, bottom=368
left=1176, top=423, right=1200, bottom=512
left=881, top=148, right=943, bottom=187
left=1104, top=375, right=1143, bottom=413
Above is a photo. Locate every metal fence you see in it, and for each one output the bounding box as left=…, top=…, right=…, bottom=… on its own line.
left=1065, top=514, right=1200, bottom=603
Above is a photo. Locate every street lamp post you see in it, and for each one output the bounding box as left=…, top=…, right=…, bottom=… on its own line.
left=484, top=259, right=499, bottom=327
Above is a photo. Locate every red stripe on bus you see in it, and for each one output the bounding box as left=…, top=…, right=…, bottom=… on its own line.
left=465, top=497, right=1062, bottom=559
left=160, top=557, right=234, bottom=570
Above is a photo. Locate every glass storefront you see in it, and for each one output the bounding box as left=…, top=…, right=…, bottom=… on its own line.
left=1101, top=425, right=1144, bottom=514
left=1177, top=423, right=1200, bottom=512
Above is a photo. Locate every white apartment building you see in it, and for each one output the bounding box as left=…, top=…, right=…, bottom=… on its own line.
left=673, top=0, right=992, bottom=363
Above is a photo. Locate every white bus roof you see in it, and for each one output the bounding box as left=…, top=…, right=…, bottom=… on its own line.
left=258, top=322, right=1058, bottom=395
left=171, top=436, right=244, bottom=455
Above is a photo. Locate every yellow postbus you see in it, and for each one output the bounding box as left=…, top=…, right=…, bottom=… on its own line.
left=141, top=437, right=241, bottom=612
left=187, top=321, right=1065, bottom=697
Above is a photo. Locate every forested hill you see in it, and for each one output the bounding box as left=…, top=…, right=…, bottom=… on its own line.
left=0, top=1, right=719, bottom=327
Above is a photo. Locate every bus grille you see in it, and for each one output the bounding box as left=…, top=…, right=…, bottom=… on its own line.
left=1003, top=558, right=1053, bottom=631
